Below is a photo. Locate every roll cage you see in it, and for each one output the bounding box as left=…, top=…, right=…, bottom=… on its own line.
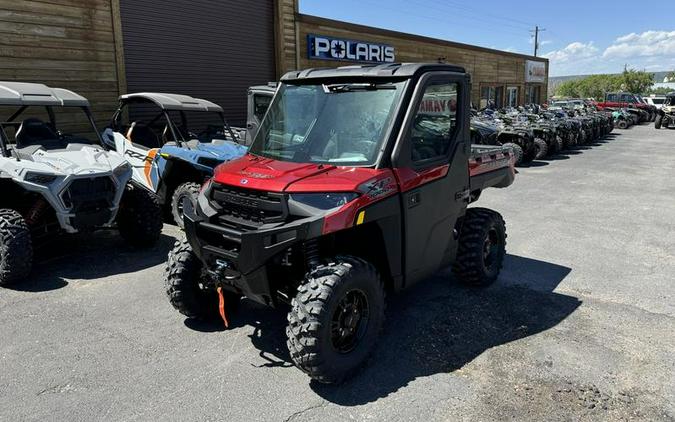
left=110, top=94, right=238, bottom=148
left=0, top=104, right=103, bottom=159
left=0, top=81, right=104, bottom=159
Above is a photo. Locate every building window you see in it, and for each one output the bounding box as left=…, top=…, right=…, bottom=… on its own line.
left=506, top=86, right=519, bottom=107
left=525, top=85, right=541, bottom=104
left=480, top=85, right=503, bottom=109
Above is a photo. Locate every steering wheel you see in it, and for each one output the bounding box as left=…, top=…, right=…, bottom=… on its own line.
left=353, top=139, right=375, bottom=156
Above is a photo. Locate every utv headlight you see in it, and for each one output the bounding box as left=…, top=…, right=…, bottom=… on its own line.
left=24, top=172, right=58, bottom=185
left=290, top=192, right=359, bottom=210
left=113, top=162, right=131, bottom=177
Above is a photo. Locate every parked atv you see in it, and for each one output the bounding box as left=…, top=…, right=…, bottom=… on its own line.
left=476, top=110, right=535, bottom=165
left=545, top=105, right=582, bottom=148
left=517, top=112, right=561, bottom=158
left=165, top=63, right=516, bottom=383
left=655, top=92, right=675, bottom=129
left=0, top=82, right=162, bottom=286
left=605, top=107, right=633, bottom=129
left=103, top=93, right=247, bottom=228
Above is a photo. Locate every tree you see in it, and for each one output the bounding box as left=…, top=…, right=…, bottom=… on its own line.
left=620, top=68, right=654, bottom=93
left=665, top=71, right=675, bottom=83
left=554, top=68, right=655, bottom=99
left=555, top=74, right=622, bottom=100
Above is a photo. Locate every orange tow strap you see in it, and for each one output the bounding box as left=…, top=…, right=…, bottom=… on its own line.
left=217, top=287, right=230, bottom=328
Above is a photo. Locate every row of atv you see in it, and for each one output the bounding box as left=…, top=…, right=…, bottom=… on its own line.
left=470, top=104, right=615, bottom=166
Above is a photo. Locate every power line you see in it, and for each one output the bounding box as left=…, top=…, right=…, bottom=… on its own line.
left=426, top=0, right=535, bottom=29
left=405, top=0, right=534, bottom=32
left=360, top=0, right=532, bottom=39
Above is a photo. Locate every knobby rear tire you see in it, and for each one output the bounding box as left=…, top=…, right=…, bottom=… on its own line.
left=0, top=209, right=33, bottom=286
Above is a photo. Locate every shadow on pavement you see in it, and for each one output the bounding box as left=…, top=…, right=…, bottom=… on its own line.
left=183, top=254, right=580, bottom=403
left=544, top=153, right=572, bottom=160
left=517, top=160, right=549, bottom=168
left=7, top=230, right=177, bottom=292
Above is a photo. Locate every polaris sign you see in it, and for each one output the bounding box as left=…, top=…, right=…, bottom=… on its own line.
left=308, top=34, right=395, bottom=63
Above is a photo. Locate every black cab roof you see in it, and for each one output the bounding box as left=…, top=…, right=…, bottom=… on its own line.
left=281, top=63, right=466, bottom=82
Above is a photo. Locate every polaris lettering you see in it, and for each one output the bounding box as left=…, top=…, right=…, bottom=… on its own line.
left=308, top=35, right=395, bottom=63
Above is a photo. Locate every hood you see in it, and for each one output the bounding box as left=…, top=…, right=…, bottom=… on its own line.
left=212, top=154, right=388, bottom=193
left=161, top=140, right=247, bottom=164
left=24, top=145, right=125, bottom=176
left=193, top=140, right=248, bottom=159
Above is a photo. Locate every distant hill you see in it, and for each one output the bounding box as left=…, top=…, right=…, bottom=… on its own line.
left=548, top=71, right=675, bottom=95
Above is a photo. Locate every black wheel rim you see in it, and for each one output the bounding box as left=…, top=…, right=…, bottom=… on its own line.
left=331, top=289, right=370, bottom=354
left=482, top=228, right=501, bottom=271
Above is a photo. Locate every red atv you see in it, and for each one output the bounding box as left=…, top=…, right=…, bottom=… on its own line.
left=165, top=63, right=516, bottom=383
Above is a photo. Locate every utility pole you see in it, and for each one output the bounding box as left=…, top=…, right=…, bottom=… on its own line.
left=531, top=26, right=546, bottom=57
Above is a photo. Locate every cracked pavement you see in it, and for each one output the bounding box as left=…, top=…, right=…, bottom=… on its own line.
left=1, top=124, right=673, bottom=421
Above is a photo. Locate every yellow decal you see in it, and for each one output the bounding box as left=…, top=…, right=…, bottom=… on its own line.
left=356, top=210, right=365, bottom=226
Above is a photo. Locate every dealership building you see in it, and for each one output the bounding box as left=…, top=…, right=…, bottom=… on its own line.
left=0, top=0, right=548, bottom=126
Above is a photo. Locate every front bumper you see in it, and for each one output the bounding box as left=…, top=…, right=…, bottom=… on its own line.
left=68, top=208, right=116, bottom=231
left=183, top=200, right=323, bottom=306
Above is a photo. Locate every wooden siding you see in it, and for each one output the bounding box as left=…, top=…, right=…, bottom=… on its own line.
left=291, top=13, right=549, bottom=105
left=0, top=0, right=123, bottom=130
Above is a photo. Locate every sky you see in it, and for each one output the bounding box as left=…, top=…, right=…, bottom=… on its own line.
left=300, top=0, right=675, bottom=77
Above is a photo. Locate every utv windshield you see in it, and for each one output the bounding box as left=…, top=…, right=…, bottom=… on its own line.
left=116, top=101, right=235, bottom=148
left=249, top=81, right=406, bottom=166
left=165, top=110, right=232, bottom=143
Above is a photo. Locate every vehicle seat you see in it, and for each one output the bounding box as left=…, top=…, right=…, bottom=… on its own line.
left=126, top=121, right=158, bottom=149
left=15, top=118, right=59, bottom=149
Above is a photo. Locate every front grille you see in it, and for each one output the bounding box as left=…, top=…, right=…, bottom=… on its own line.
left=61, top=176, right=116, bottom=212
left=210, top=184, right=286, bottom=229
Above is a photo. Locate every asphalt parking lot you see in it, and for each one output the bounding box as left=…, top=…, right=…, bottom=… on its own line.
left=1, top=124, right=673, bottom=422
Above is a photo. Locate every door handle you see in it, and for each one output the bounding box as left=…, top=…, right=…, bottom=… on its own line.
left=455, top=189, right=470, bottom=202
left=408, top=191, right=421, bottom=208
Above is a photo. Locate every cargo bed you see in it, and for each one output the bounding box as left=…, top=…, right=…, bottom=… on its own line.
left=469, top=144, right=516, bottom=194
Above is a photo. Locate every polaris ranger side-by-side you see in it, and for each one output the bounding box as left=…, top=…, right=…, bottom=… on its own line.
left=165, top=64, right=516, bottom=383
left=0, top=82, right=162, bottom=285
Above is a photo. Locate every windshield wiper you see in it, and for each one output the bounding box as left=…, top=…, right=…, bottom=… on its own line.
left=323, top=83, right=396, bottom=93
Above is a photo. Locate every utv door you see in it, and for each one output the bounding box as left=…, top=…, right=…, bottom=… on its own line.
left=246, top=90, right=273, bottom=144
left=392, top=72, right=471, bottom=287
